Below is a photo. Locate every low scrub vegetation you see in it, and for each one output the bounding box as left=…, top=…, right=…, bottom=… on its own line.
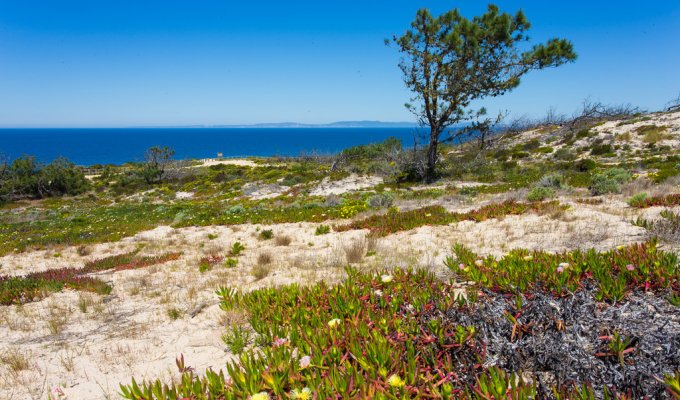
left=628, top=193, right=680, bottom=208
left=336, top=201, right=565, bottom=237
left=121, top=242, right=680, bottom=399
left=448, top=240, right=677, bottom=302
left=0, top=251, right=180, bottom=305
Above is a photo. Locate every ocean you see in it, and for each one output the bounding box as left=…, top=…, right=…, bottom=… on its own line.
left=0, top=127, right=428, bottom=166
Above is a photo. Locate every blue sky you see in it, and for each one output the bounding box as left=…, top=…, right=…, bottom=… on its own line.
left=0, top=1, right=678, bottom=127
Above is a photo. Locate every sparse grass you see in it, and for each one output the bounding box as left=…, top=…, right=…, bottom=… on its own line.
left=0, top=348, right=29, bottom=373
left=636, top=124, right=669, bottom=144
left=251, top=263, right=272, bottom=281
left=343, top=238, right=366, bottom=264
left=257, top=252, right=272, bottom=266
left=275, top=235, right=292, bottom=246
left=76, top=245, right=92, bottom=256
left=166, top=307, right=183, bottom=320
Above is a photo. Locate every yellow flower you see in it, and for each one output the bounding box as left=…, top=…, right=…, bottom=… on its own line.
left=523, top=255, right=533, bottom=261
left=249, top=392, right=269, bottom=400
left=328, top=318, right=341, bottom=328
left=381, top=274, right=393, bottom=283
left=387, top=374, right=405, bottom=388
left=617, top=245, right=625, bottom=251
left=290, top=388, right=312, bottom=400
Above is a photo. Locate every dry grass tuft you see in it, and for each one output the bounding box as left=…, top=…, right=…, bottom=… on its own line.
left=76, top=245, right=92, bottom=256
left=275, top=235, right=292, bottom=246
left=251, top=263, right=272, bottom=281
left=0, top=348, right=30, bottom=373
left=344, top=237, right=366, bottom=264
left=257, top=252, right=273, bottom=265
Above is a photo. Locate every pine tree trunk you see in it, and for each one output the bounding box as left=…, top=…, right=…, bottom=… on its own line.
left=426, top=126, right=439, bottom=182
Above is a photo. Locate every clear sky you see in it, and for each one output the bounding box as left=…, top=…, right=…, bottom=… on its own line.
left=0, top=1, right=678, bottom=127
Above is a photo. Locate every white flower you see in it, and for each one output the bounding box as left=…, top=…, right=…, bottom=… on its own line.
left=374, top=289, right=383, bottom=297
left=290, top=387, right=312, bottom=400
left=474, top=259, right=484, bottom=267
left=328, top=318, right=341, bottom=328
left=558, top=262, right=569, bottom=269
left=249, top=392, right=269, bottom=400
left=523, top=255, right=533, bottom=261
left=381, top=274, right=393, bottom=283
left=299, top=355, right=311, bottom=369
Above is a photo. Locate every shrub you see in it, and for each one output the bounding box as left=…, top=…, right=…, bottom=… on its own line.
left=575, top=129, right=592, bottom=139
left=315, top=225, right=331, bottom=235
left=590, top=143, right=614, bottom=156
left=553, top=148, right=576, bottom=161
left=590, top=168, right=632, bottom=195
left=574, top=158, right=597, bottom=172
left=627, top=193, right=649, bottom=207
left=537, top=173, right=566, bottom=189
left=258, top=229, right=274, bottom=240
left=223, top=258, right=238, bottom=268
left=229, top=242, right=246, bottom=256
left=166, top=307, right=183, bottom=320
left=366, top=192, right=395, bottom=208
left=527, top=187, right=555, bottom=202
left=628, top=193, right=680, bottom=208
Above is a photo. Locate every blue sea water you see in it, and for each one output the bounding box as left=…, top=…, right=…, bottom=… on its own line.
left=0, top=128, right=428, bottom=166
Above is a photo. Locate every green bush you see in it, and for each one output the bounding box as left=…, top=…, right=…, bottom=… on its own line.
left=553, top=148, right=576, bottom=161
left=527, top=187, right=555, bottom=202
left=315, top=225, right=331, bottom=235
left=534, top=146, right=554, bottom=154
left=590, top=143, right=614, bottom=156
left=590, top=168, right=631, bottom=195
left=229, top=242, right=246, bottom=256
left=574, top=158, right=597, bottom=172
left=366, top=192, right=395, bottom=208
left=0, top=155, right=89, bottom=202
left=537, top=173, right=566, bottom=189
left=258, top=229, right=274, bottom=240
left=627, top=193, right=649, bottom=207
